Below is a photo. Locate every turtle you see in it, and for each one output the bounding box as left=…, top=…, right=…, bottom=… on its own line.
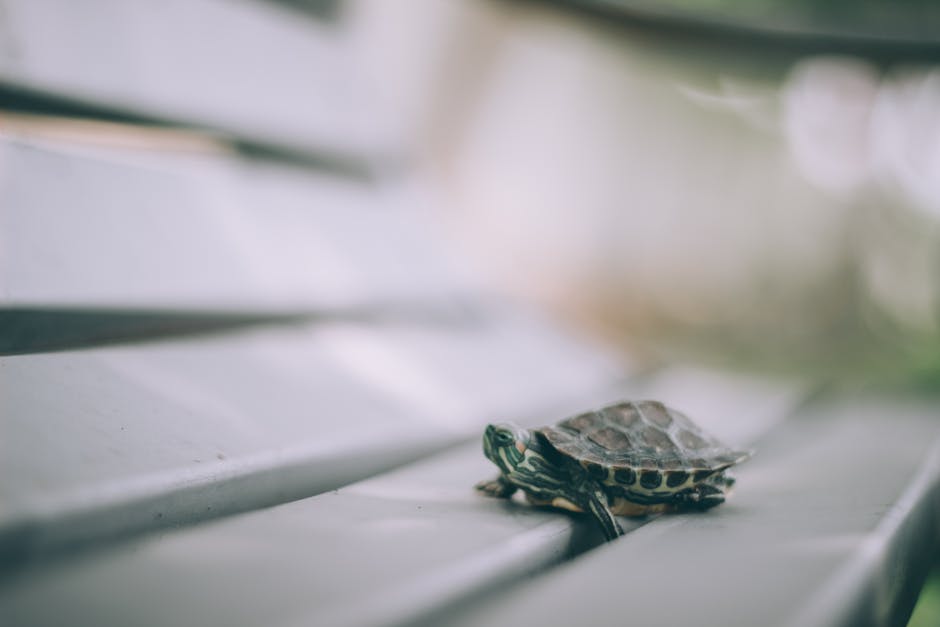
left=475, top=400, right=751, bottom=541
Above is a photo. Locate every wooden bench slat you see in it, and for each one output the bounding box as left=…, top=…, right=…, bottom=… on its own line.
left=0, top=370, right=805, bottom=626
left=0, top=308, right=309, bottom=356
left=0, top=139, right=463, bottom=311
left=434, top=394, right=940, bottom=627
left=0, top=309, right=620, bottom=561
left=0, top=0, right=385, bottom=159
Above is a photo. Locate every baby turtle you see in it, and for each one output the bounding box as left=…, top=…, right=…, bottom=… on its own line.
left=476, top=400, right=750, bottom=541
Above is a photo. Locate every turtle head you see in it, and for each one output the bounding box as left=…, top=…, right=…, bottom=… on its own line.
left=483, top=423, right=531, bottom=474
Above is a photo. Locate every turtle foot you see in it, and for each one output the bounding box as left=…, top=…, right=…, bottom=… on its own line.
left=475, top=476, right=517, bottom=499
left=674, top=483, right=727, bottom=511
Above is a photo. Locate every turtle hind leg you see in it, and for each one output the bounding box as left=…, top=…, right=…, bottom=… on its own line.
left=708, top=473, right=736, bottom=490
left=475, top=475, right=518, bottom=498
left=673, top=482, right=727, bottom=511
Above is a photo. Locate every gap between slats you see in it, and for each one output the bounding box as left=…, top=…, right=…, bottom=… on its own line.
left=0, top=303, right=484, bottom=356
left=0, top=90, right=375, bottom=179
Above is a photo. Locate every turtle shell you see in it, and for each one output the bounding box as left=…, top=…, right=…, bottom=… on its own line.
left=536, top=400, right=750, bottom=493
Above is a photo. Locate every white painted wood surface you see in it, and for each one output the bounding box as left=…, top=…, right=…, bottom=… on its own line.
left=0, top=369, right=807, bottom=627
left=0, top=0, right=386, bottom=159
left=0, top=139, right=460, bottom=311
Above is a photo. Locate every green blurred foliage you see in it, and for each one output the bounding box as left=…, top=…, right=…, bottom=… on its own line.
left=909, top=559, right=940, bottom=627
left=648, top=0, right=940, bottom=36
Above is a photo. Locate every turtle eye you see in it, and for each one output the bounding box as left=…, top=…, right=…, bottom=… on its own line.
left=494, top=431, right=514, bottom=446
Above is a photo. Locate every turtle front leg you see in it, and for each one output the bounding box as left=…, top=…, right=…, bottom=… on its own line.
left=475, top=475, right=518, bottom=499
left=586, top=491, right=624, bottom=541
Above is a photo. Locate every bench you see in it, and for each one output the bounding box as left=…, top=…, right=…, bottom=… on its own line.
left=2, top=2, right=939, bottom=626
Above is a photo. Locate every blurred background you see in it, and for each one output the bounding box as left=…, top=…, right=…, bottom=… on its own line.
left=3, top=0, right=939, bottom=623
left=6, top=0, right=939, bottom=381
left=349, top=0, right=940, bottom=388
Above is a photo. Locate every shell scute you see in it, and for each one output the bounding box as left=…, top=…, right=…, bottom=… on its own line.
left=677, top=428, right=710, bottom=450
left=639, top=470, right=663, bottom=489
left=582, top=460, right=608, bottom=481
left=603, top=403, right=643, bottom=429
left=666, top=471, right=690, bottom=488
left=587, top=426, right=633, bottom=451
left=536, top=400, right=750, bottom=490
